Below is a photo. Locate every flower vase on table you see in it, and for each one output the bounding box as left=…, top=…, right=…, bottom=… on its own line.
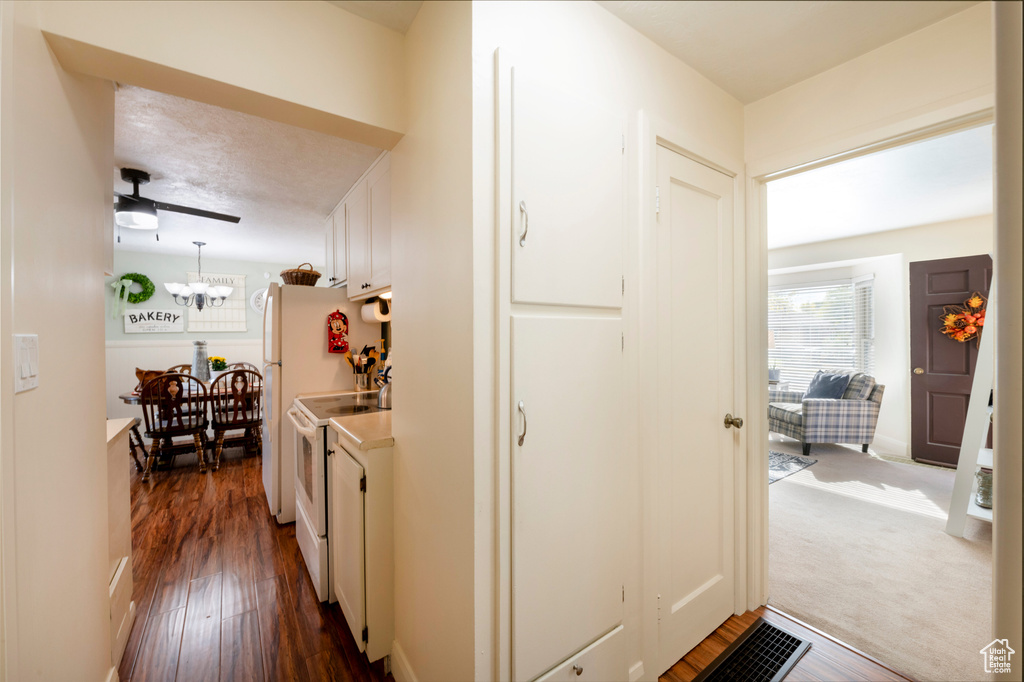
left=209, top=355, right=228, bottom=384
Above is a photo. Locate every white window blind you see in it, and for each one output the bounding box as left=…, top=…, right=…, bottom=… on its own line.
left=769, top=278, right=874, bottom=391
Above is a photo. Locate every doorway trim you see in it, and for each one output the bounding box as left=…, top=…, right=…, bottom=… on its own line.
left=747, top=105, right=995, bottom=616
left=637, top=110, right=748, bottom=678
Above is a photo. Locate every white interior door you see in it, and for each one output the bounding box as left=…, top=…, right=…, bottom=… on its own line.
left=512, top=71, right=624, bottom=309
left=332, top=448, right=366, bottom=652
left=655, top=145, right=737, bottom=674
left=512, top=314, right=625, bottom=682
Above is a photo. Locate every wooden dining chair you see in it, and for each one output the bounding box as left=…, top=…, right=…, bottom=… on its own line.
left=139, top=373, right=209, bottom=481
left=165, top=363, right=192, bottom=374
left=208, top=369, right=263, bottom=471
left=226, top=362, right=260, bottom=373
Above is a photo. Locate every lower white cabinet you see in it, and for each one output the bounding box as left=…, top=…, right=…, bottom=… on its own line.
left=329, top=437, right=394, bottom=663
left=106, top=419, right=136, bottom=668
left=511, top=314, right=625, bottom=681
left=535, top=626, right=625, bottom=682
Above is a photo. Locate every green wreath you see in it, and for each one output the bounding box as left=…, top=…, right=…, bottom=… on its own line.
left=121, top=272, right=155, bottom=304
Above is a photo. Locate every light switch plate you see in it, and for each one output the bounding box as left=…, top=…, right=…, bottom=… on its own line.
left=14, top=334, right=39, bottom=393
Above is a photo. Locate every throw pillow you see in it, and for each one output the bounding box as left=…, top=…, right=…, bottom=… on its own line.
left=805, top=370, right=852, bottom=399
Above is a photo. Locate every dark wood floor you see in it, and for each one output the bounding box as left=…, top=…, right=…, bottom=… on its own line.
left=661, top=605, right=915, bottom=682
left=119, top=446, right=389, bottom=682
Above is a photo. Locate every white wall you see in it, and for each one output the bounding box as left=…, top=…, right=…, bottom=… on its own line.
left=470, top=2, right=744, bottom=679
left=388, top=3, right=476, bottom=681
left=768, top=215, right=994, bottom=458
left=0, top=3, right=115, bottom=679
left=745, top=3, right=994, bottom=176
left=37, top=0, right=406, bottom=148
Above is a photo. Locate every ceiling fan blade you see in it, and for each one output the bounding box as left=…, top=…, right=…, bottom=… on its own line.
left=114, top=192, right=139, bottom=200
left=153, top=201, right=241, bottom=224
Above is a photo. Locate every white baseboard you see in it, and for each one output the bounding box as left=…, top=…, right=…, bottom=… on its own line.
left=390, top=640, right=418, bottom=682
left=628, top=660, right=645, bottom=682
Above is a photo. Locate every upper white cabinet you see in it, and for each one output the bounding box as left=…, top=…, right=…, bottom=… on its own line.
left=348, top=153, right=391, bottom=301
left=512, top=73, right=624, bottom=309
left=324, top=209, right=348, bottom=287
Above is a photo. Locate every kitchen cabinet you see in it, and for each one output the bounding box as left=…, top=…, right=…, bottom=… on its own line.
left=347, top=153, right=391, bottom=300
left=512, top=73, right=624, bottom=309
left=534, top=625, right=625, bottom=682
left=511, top=314, right=625, bottom=682
left=329, top=434, right=394, bottom=663
left=324, top=211, right=347, bottom=287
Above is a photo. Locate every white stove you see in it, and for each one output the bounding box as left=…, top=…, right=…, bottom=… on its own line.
left=288, top=391, right=381, bottom=602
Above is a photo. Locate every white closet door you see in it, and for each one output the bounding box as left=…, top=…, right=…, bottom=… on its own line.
left=511, top=314, right=624, bottom=682
left=332, top=449, right=366, bottom=652
left=512, top=72, right=624, bottom=309
left=655, top=145, right=737, bottom=674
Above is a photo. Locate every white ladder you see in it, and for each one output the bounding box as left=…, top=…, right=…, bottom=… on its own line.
left=945, top=285, right=996, bottom=537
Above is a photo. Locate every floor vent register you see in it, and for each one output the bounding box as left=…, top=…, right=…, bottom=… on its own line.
left=693, top=617, right=811, bottom=682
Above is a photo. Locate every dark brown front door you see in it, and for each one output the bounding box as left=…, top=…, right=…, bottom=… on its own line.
left=909, top=254, right=992, bottom=467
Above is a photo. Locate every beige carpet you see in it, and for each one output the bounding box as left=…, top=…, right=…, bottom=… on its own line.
left=768, top=438, right=993, bottom=682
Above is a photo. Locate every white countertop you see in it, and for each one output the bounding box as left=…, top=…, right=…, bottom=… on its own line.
left=329, top=410, right=394, bottom=451
left=106, top=417, right=135, bottom=445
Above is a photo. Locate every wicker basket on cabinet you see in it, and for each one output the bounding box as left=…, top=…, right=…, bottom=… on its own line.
left=280, top=263, right=321, bottom=286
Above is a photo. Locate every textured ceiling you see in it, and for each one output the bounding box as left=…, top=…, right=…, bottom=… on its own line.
left=597, top=1, right=979, bottom=103
left=326, top=0, right=423, bottom=33
left=767, top=125, right=993, bottom=249
left=114, top=85, right=383, bottom=264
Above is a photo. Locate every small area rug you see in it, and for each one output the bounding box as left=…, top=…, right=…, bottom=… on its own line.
left=769, top=450, right=817, bottom=484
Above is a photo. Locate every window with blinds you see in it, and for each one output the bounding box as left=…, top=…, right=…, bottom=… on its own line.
left=769, top=278, right=874, bottom=391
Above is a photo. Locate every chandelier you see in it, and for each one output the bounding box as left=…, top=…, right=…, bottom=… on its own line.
left=163, top=241, right=233, bottom=311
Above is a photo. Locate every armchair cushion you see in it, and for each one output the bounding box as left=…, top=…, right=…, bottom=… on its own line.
left=805, top=370, right=852, bottom=399
left=767, top=402, right=803, bottom=426
left=843, top=373, right=876, bottom=400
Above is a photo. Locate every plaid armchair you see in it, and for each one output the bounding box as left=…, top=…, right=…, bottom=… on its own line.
left=768, top=372, right=885, bottom=457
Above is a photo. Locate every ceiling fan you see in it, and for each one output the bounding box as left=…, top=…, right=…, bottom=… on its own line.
left=114, top=168, right=241, bottom=234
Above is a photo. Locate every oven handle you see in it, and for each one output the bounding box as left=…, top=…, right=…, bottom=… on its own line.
left=286, top=406, right=318, bottom=440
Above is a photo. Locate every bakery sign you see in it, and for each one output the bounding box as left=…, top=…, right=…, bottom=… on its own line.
left=124, top=309, right=184, bottom=334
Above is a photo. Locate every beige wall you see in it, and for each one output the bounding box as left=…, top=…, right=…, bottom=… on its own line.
left=388, top=3, right=476, bottom=681
left=0, top=2, right=115, bottom=679
left=470, top=2, right=744, bottom=678
left=746, top=3, right=995, bottom=176
left=768, top=215, right=994, bottom=457
left=37, top=1, right=406, bottom=148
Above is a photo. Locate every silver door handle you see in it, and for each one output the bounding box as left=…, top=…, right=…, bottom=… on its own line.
left=518, top=400, right=528, bottom=446
left=724, top=414, right=744, bottom=429
left=519, top=201, right=529, bottom=247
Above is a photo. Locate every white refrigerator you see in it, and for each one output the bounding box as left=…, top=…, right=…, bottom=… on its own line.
left=262, top=282, right=375, bottom=524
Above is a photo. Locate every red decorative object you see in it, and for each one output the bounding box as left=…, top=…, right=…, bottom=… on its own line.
left=940, top=292, right=987, bottom=345
left=327, top=310, right=349, bottom=354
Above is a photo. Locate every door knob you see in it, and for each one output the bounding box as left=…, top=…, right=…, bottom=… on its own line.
left=913, top=368, right=924, bottom=375
left=724, top=414, right=744, bottom=429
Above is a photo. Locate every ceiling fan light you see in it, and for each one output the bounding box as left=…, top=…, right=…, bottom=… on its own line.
left=164, top=282, right=184, bottom=295
left=114, top=197, right=158, bottom=230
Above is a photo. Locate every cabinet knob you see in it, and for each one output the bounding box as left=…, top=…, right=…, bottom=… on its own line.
left=572, top=664, right=583, bottom=676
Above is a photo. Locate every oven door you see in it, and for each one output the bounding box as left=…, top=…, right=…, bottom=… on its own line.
left=286, top=406, right=327, bottom=536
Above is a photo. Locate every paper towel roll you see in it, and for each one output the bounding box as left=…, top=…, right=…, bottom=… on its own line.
left=361, top=299, right=391, bottom=323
